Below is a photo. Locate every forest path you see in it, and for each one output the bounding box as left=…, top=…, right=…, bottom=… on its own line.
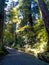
left=1, top=47, right=49, bottom=65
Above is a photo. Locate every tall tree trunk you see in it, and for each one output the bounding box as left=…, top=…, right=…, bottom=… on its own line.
left=0, top=13, right=4, bottom=48
left=38, top=0, right=49, bottom=51
left=29, top=13, right=33, bottom=27
left=28, top=2, right=33, bottom=30
left=0, top=0, right=4, bottom=48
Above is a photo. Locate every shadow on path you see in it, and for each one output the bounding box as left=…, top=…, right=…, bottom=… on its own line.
left=1, top=47, right=49, bottom=65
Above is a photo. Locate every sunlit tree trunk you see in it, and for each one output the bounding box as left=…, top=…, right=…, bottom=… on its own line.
left=38, top=0, right=49, bottom=51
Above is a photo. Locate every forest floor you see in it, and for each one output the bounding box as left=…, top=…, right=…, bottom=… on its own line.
left=0, top=46, right=49, bottom=65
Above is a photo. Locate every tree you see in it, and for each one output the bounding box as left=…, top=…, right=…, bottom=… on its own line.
left=0, top=0, right=5, bottom=48
left=9, top=8, right=18, bottom=23
left=8, top=7, right=18, bottom=37
left=38, top=0, right=49, bottom=51
left=19, top=0, right=33, bottom=28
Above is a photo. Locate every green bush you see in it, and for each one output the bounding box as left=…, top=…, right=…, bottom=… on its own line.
left=0, top=47, right=9, bottom=56
left=38, top=52, right=49, bottom=63
left=0, top=50, right=4, bottom=55
left=15, top=36, right=25, bottom=48
left=3, top=30, right=14, bottom=46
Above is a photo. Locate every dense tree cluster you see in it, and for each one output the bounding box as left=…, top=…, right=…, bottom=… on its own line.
left=0, top=0, right=49, bottom=61
left=2, top=0, right=49, bottom=50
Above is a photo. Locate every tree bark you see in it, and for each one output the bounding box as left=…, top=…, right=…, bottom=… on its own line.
left=38, top=0, right=49, bottom=51
left=0, top=13, right=4, bottom=48
left=0, top=0, right=4, bottom=48
left=28, top=2, right=33, bottom=30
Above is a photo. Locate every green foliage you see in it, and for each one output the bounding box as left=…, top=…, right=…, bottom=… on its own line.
left=3, top=7, right=19, bottom=46
left=15, top=17, right=47, bottom=51
left=15, top=36, right=25, bottom=48
left=7, top=23, right=13, bottom=33
left=3, top=0, right=49, bottom=55
left=38, top=52, right=49, bottom=63
left=8, top=8, right=18, bottom=22
left=19, top=0, right=39, bottom=21
left=3, top=30, right=14, bottom=44
left=34, top=19, right=47, bottom=42
left=17, top=0, right=47, bottom=49
left=44, top=0, right=49, bottom=11
left=0, top=50, right=5, bottom=55
left=0, top=47, right=9, bottom=55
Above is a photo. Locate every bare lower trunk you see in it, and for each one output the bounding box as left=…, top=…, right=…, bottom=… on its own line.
left=38, top=0, right=49, bottom=51
left=0, top=13, right=4, bottom=48
left=0, top=0, right=4, bottom=48
left=28, top=13, right=33, bottom=28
